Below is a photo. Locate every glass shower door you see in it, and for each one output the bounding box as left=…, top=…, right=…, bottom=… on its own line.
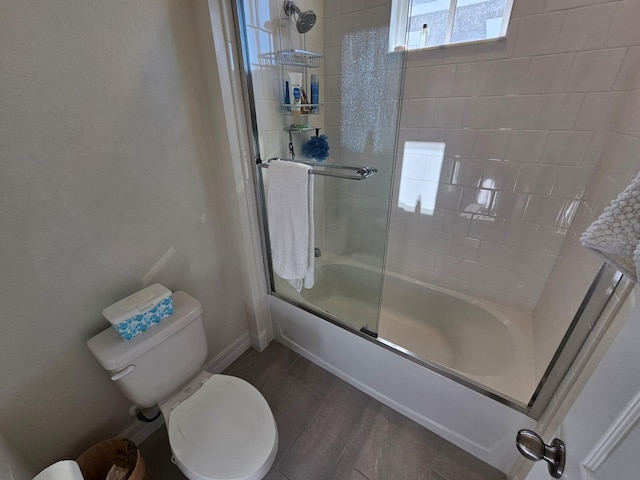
left=236, top=0, right=405, bottom=335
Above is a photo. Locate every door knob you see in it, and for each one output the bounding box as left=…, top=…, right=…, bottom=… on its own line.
left=516, top=429, right=565, bottom=478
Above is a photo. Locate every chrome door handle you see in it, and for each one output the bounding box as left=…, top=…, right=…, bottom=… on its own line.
left=516, top=429, right=565, bottom=478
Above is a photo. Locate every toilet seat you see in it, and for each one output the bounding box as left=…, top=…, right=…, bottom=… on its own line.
left=167, top=374, right=278, bottom=480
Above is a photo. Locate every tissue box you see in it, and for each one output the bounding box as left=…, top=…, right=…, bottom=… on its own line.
left=103, top=284, right=174, bottom=341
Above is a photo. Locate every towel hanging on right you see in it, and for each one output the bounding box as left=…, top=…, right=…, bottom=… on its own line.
left=581, top=172, right=640, bottom=282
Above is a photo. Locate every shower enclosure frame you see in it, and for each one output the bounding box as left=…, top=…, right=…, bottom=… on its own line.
left=230, top=0, right=632, bottom=420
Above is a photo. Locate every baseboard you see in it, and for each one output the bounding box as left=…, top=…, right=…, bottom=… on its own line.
left=203, top=332, right=252, bottom=373
left=249, top=328, right=272, bottom=351
left=118, top=332, right=252, bottom=445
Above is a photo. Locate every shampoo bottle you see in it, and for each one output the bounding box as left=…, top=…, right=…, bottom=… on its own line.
left=310, top=74, right=319, bottom=113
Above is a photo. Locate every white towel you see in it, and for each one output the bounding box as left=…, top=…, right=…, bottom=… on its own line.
left=266, top=160, right=315, bottom=292
left=580, top=172, right=640, bottom=282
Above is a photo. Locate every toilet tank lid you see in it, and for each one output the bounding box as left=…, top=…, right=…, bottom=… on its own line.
left=87, top=291, right=203, bottom=371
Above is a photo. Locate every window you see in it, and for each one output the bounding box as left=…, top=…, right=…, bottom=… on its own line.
left=390, top=0, right=513, bottom=51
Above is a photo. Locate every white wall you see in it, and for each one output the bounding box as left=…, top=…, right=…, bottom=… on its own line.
left=0, top=0, right=250, bottom=470
left=0, top=433, right=33, bottom=480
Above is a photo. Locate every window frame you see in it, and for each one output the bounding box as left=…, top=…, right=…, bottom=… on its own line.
left=389, top=0, right=514, bottom=52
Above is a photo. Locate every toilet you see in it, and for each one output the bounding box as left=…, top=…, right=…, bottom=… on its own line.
left=87, top=291, right=278, bottom=480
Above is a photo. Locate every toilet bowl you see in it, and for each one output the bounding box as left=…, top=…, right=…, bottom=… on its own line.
left=160, top=371, right=278, bottom=480
left=87, top=291, right=277, bottom=480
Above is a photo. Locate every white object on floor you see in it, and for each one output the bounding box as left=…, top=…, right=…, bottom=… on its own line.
left=581, top=172, right=640, bottom=282
left=33, top=461, right=84, bottom=480
left=266, top=160, right=315, bottom=292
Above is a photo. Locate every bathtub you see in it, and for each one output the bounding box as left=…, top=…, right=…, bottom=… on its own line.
left=270, top=280, right=535, bottom=473
left=276, top=261, right=535, bottom=407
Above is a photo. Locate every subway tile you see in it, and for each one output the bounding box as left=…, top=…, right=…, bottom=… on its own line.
left=565, top=49, right=627, bottom=92
left=545, top=0, right=616, bottom=11
left=431, top=98, right=466, bottom=128
left=557, top=199, right=581, bottom=228
left=542, top=131, right=593, bottom=166
left=403, top=68, right=426, bottom=99
left=436, top=185, right=463, bottom=210
left=450, top=236, right=481, bottom=262
left=534, top=94, right=585, bottom=130
left=509, top=246, right=547, bottom=275
left=575, top=92, right=623, bottom=131
left=457, top=260, right=488, bottom=285
left=432, top=253, right=463, bottom=277
left=423, top=65, right=457, bottom=98
left=490, top=191, right=529, bottom=220
left=451, top=159, right=485, bottom=187
left=441, top=209, right=472, bottom=236
left=523, top=54, right=574, bottom=94
left=472, top=130, right=510, bottom=160
left=477, top=240, right=512, bottom=268
left=483, top=160, right=520, bottom=190
left=514, top=11, right=566, bottom=57
left=551, top=166, right=595, bottom=199
left=475, top=18, right=520, bottom=62
left=523, top=195, right=566, bottom=226
left=599, top=132, right=640, bottom=173
left=606, top=0, right=640, bottom=47
left=515, top=164, right=558, bottom=195
left=613, top=89, right=640, bottom=137
left=401, top=98, right=436, bottom=127
left=406, top=47, right=444, bottom=69
left=443, top=43, right=478, bottom=64
left=512, top=0, right=547, bottom=17
left=463, top=97, right=501, bottom=129
left=555, top=3, right=618, bottom=52
left=583, top=131, right=609, bottom=167
left=444, top=129, right=477, bottom=158
left=505, top=130, right=549, bottom=163
left=453, top=62, right=491, bottom=97
left=462, top=187, right=495, bottom=216
left=614, top=46, right=640, bottom=91
left=495, top=95, right=540, bottom=129
left=484, top=58, right=531, bottom=95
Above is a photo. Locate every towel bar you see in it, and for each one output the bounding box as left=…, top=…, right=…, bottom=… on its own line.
left=258, top=158, right=378, bottom=181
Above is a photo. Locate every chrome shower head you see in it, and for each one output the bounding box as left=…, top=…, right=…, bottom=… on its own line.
left=283, top=0, right=316, bottom=34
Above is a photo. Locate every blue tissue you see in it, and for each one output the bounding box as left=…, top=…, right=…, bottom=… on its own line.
left=302, top=134, right=330, bottom=162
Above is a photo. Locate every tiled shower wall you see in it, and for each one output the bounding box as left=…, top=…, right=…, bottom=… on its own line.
left=242, top=0, right=328, bottom=252
left=532, top=15, right=640, bottom=379
left=385, top=0, right=638, bottom=311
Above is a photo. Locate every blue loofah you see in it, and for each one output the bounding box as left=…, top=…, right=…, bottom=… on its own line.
left=302, top=134, right=330, bottom=162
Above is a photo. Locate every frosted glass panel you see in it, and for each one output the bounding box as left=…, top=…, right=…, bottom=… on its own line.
left=451, top=0, right=507, bottom=44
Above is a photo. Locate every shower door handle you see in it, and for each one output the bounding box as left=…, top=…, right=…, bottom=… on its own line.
left=516, top=429, right=565, bottom=478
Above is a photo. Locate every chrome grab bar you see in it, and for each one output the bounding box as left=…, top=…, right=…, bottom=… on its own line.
left=258, top=158, right=378, bottom=181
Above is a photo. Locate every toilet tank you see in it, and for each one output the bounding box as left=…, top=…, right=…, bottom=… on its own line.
left=87, top=291, right=208, bottom=408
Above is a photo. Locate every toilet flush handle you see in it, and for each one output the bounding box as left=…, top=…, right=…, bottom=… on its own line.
left=111, top=365, right=135, bottom=381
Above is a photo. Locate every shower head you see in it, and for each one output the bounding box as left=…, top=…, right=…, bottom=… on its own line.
left=283, top=0, right=316, bottom=34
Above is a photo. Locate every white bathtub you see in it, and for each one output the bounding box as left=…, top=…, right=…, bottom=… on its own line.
left=270, top=291, right=535, bottom=473
left=287, top=262, right=534, bottom=403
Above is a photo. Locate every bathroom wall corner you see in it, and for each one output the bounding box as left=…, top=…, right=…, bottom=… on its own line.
left=194, top=0, right=274, bottom=350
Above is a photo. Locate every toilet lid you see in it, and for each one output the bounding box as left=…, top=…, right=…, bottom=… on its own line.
left=168, top=374, right=278, bottom=480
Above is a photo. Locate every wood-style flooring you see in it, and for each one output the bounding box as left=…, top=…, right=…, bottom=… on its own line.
left=139, top=341, right=505, bottom=480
